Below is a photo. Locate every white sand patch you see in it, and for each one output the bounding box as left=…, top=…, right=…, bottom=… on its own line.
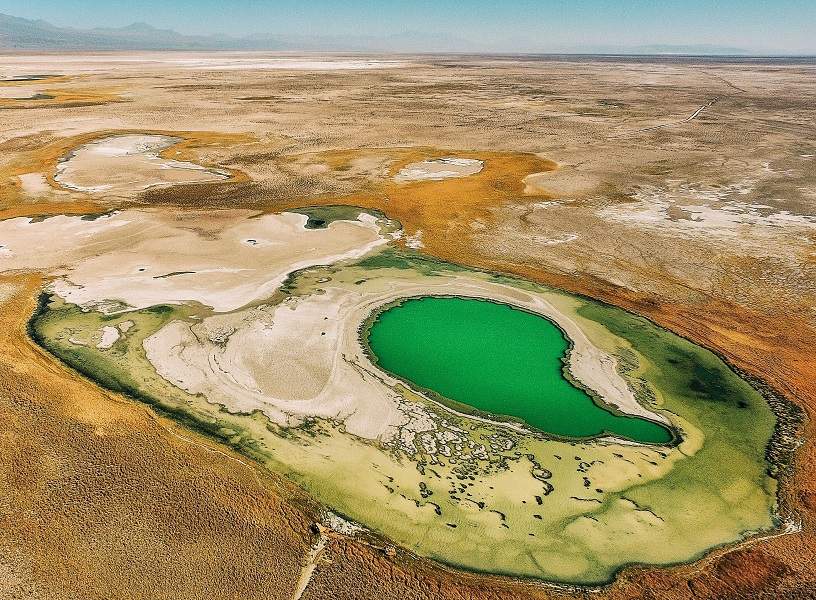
left=405, top=230, right=424, bottom=249
left=0, top=53, right=407, bottom=76
left=532, top=233, right=578, bottom=245
left=0, top=212, right=132, bottom=267
left=17, top=173, right=53, bottom=197
left=54, top=134, right=229, bottom=196
left=394, top=157, right=483, bottom=182
left=96, top=326, right=120, bottom=349
left=167, top=58, right=404, bottom=71
left=323, top=511, right=366, bottom=536
left=530, top=201, right=565, bottom=209
left=144, top=288, right=406, bottom=441
left=118, top=320, right=134, bottom=333
left=0, top=85, right=45, bottom=99
left=0, top=209, right=388, bottom=312
left=523, top=170, right=599, bottom=197
left=355, top=212, right=379, bottom=225
left=598, top=181, right=816, bottom=253
left=0, top=282, right=17, bottom=304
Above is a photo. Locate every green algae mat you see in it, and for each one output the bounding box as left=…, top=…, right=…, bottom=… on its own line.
left=29, top=249, right=780, bottom=586
left=366, top=296, right=673, bottom=443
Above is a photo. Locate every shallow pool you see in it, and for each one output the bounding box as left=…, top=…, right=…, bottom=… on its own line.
left=366, top=296, right=673, bottom=444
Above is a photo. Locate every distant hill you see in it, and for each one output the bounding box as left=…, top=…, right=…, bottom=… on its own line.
left=582, top=43, right=754, bottom=56
left=0, top=13, right=478, bottom=52
left=0, top=13, right=284, bottom=50
left=0, top=12, right=769, bottom=55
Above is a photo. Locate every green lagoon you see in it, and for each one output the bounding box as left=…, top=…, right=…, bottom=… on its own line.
left=366, top=296, right=673, bottom=444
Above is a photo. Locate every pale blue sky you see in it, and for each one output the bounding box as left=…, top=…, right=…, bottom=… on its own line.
left=2, top=1, right=815, bottom=53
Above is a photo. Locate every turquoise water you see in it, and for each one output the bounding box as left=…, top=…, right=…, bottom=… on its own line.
left=366, top=296, right=673, bottom=444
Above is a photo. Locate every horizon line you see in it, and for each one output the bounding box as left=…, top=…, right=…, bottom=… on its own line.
left=0, top=49, right=814, bottom=58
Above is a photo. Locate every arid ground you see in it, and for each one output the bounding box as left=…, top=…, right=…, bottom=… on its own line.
left=1, top=52, right=815, bottom=599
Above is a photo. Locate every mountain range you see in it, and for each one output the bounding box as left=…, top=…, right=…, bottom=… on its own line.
left=0, top=13, right=486, bottom=52
left=0, top=12, right=763, bottom=55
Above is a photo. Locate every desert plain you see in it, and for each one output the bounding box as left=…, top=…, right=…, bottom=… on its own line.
left=0, top=52, right=815, bottom=599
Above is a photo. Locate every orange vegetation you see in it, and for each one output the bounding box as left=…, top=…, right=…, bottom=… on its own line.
left=0, top=75, right=121, bottom=109
left=0, top=129, right=253, bottom=218
left=275, top=147, right=558, bottom=241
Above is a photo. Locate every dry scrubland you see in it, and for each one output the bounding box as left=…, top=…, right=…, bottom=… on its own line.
left=0, top=53, right=815, bottom=598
